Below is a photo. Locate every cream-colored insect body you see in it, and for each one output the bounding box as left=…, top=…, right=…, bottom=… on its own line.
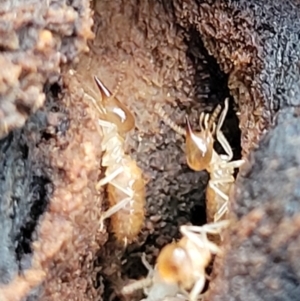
left=155, top=99, right=244, bottom=222
left=122, top=221, right=229, bottom=301
left=86, top=75, right=145, bottom=245
left=185, top=99, right=244, bottom=222
left=122, top=254, right=182, bottom=301
left=157, top=220, right=229, bottom=301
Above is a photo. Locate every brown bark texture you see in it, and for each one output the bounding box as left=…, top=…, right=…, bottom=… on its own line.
left=0, top=0, right=300, bottom=301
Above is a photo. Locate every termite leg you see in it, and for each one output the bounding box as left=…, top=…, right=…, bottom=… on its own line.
left=208, top=181, right=230, bottom=202
left=141, top=253, right=154, bottom=275
left=216, top=131, right=233, bottom=162
left=180, top=225, right=221, bottom=255
left=199, top=220, right=230, bottom=233
left=209, top=177, right=235, bottom=185
left=96, top=166, right=124, bottom=188
left=97, top=166, right=135, bottom=230
left=181, top=221, right=229, bottom=237
left=214, top=99, right=234, bottom=161
left=181, top=221, right=229, bottom=254
left=216, top=98, right=229, bottom=134
left=208, top=181, right=229, bottom=222
left=218, top=159, right=245, bottom=169
left=100, top=182, right=134, bottom=230
left=99, top=197, right=132, bottom=231
left=122, top=252, right=154, bottom=294
left=214, top=203, right=228, bottom=223
left=122, top=277, right=153, bottom=295
left=109, top=180, right=135, bottom=197
left=189, top=276, right=206, bottom=301
left=99, top=184, right=134, bottom=231
left=214, top=201, right=229, bottom=222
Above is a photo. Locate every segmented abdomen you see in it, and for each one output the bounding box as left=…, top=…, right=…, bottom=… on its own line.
left=206, top=169, right=232, bottom=223
left=107, top=156, right=145, bottom=244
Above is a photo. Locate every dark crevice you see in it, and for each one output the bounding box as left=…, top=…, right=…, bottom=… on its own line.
left=15, top=176, right=51, bottom=269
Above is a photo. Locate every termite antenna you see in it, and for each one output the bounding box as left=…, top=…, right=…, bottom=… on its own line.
left=154, top=103, right=186, bottom=136
left=207, top=103, right=222, bottom=134
left=109, top=60, right=126, bottom=100
left=122, top=277, right=153, bottom=295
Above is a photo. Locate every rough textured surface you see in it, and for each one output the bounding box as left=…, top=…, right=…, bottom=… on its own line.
left=1, top=0, right=300, bottom=301
left=71, top=2, right=241, bottom=300
left=174, top=0, right=300, bottom=156
left=170, top=0, right=300, bottom=299
left=207, top=107, right=300, bottom=301
left=0, top=0, right=233, bottom=299
left=0, top=78, right=106, bottom=301
left=0, top=0, right=93, bottom=138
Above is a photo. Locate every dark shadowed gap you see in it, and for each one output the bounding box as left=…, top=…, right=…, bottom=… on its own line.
left=185, top=27, right=242, bottom=226
left=15, top=177, right=51, bottom=269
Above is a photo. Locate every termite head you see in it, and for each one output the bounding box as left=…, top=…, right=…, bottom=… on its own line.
left=94, top=76, right=135, bottom=134
left=156, top=241, right=194, bottom=290
left=185, top=117, right=214, bottom=171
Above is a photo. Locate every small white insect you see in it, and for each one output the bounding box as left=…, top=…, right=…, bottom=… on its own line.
left=69, top=68, right=146, bottom=246
left=122, top=221, right=229, bottom=301
left=155, top=99, right=244, bottom=222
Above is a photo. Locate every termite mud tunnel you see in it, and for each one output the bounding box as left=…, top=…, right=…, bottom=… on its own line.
left=1, top=0, right=300, bottom=301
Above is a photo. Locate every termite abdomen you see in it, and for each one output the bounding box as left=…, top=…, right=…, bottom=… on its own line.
left=107, top=156, right=145, bottom=245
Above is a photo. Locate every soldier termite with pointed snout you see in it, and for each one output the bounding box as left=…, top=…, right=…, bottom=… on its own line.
left=72, top=68, right=146, bottom=246
left=95, top=76, right=146, bottom=245
left=154, top=99, right=244, bottom=222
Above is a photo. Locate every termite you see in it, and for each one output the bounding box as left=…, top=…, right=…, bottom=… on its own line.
left=185, top=99, right=244, bottom=222
left=122, top=253, right=182, bottom=301
left=154, top=99, right=244, bottom=222
left=81, top=72, right=146, bottom=246
left=122, top=221, right=229, bottom=301
left=157, top=220, right=230, bottom=301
